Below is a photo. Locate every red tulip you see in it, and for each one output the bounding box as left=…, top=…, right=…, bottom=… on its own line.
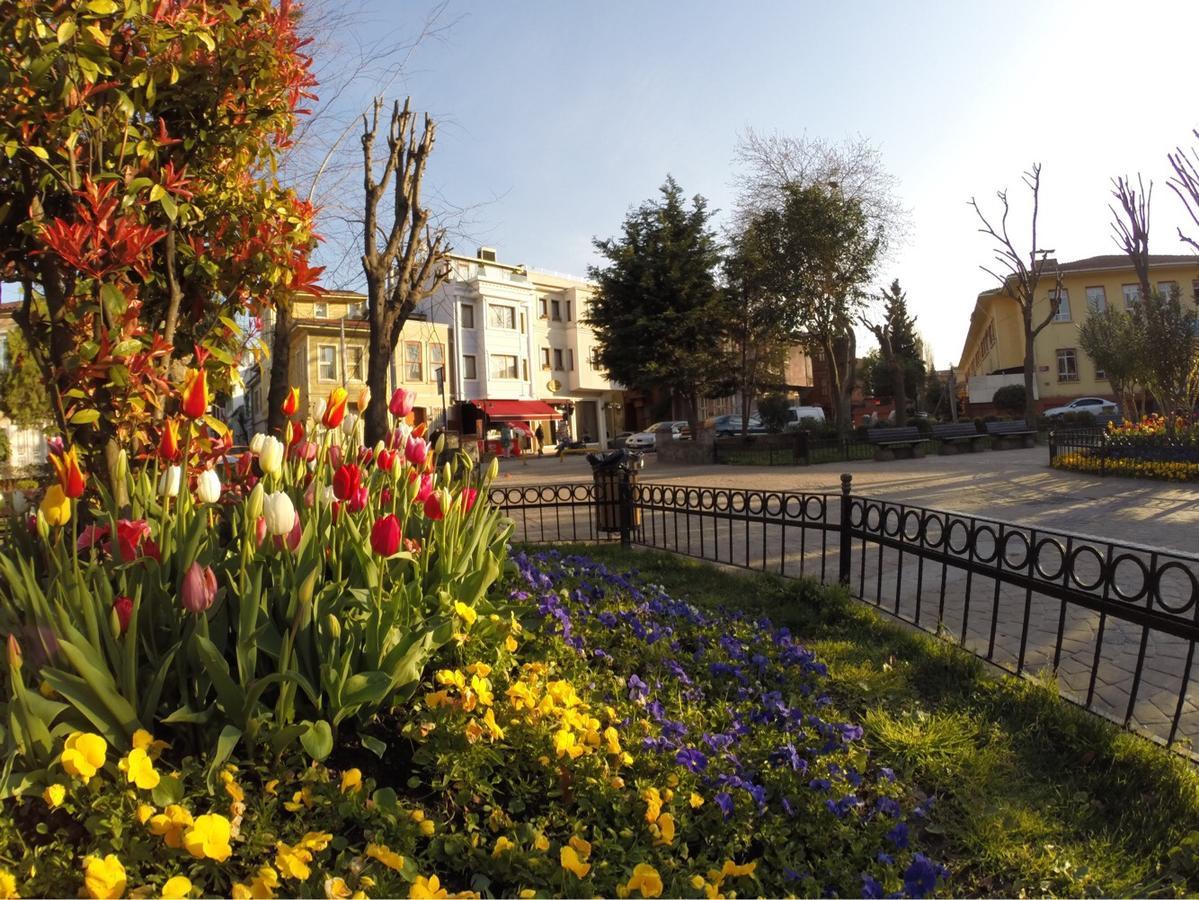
left=358, top=447, right=374, bottom=466
left=181, top=562, right=217, bottom=614
left=405, top=436, right=427, bottom=467
left=322, top=387, right=348, bottom=429
left=254, top=516, right=268, bottom=547
left=332, top=464, right=362, bottom=501
left=51, top=445, right=86, bottom=499
left=371, top=514, right=402, bottom=557
left=112, top=596, right=133, bottom=635
left=380, top=488, right=393, bottom=506
left=389, top=388, right=416, bottom=418
left=376, top=448, right=397, bottom=472
left=461, top=487, right=479, bottom=514
left=116, top=519, right=153, bottom=561
left=282, top=386, right=300, bottom=417
left=158, top=419, right=181, bottom=463
left=423, top=491, right=444, bottom=521
left=349, top=485, right=369, bottom=513
left=180, top=366, right=209, bottom=420
left=287, top=418, right=305, bottom=448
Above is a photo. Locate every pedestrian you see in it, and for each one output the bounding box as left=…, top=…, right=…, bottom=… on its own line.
left=534, top=423, right=545, bottom=456
left=499, top=422, right=513, bottom=459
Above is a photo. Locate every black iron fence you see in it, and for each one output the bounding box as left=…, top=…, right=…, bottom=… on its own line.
left=490, top=476, right=1199, bottom=756
left=1049, top=426, right=1199, bottom=479
left=714, top=432, right=876, bottom=466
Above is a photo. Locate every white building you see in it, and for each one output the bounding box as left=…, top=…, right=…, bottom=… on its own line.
left=420, top=248, right=624, bottom=446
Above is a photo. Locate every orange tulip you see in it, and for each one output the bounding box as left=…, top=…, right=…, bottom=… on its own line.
left=180, top=367, right=209, bottom=419
left=51, top=445, right=86, bottom=499
left=158, top=419, right=181, bottom=463
left=357, top=386, right=371, bottom=412
left=282, top=387, right=300, bottom=418
left=322, top=387, right=348, bottom=429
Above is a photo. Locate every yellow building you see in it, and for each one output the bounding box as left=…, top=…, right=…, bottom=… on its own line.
left=237, top=290, right=451, bottom=439
left=957, top=254, right=1199, bottom=410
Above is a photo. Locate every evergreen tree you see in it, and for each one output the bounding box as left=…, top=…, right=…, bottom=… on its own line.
left=0, top=325, right=52, bottom=430
left=869, top=280, right=926, bottom=406
left=588, top=178, right=730, bottom=433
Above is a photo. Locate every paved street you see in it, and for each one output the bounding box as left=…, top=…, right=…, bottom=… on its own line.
left=492, top=446, right=1199, bottom=752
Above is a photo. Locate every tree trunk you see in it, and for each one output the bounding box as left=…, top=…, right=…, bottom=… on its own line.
left=266, top=302, right=293, bottom=436
left=891, top=357, right=907, bottom=427
left=364, top=310, right=393, bottom=447
left=1022, top=318, right=1038, bottom=426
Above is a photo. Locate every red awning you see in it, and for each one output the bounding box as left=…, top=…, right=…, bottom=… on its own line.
left=472, top=399, right=561, bottom=421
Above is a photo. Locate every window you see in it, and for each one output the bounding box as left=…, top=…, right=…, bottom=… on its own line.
left=540, top=347, right=551, bottom=370
left=551, top=300, right=561, bottom=321
left=566, top=349, right=574, bottom=371
left=348, top=346, right=364, bottom=381
left=520, top=312, right=527, bottom=334
left=1158, top=281, right=1179, bottom=299
left=1122, top=284, right=1141, bottom=308
left=565, top=301, right=572, bottom=321
left=0, top=335, right=8, bottom=373
left=461, top=304, right=475, bottom=329
left=429, top=343, right=445, bottom=383
left=314, top=302, right=329, bottom=318
left=1192, top=279, right=1199, bottom=302
left=1051, top=287, right=1070, bottom=322
left=317, top=345, right=337, bottom=381
left=1085, top=286, right=1107, bottom=313
left=463, top=354, right=477, bottom=380
left=589, top=347, right=601, bottom=368
left=1056, top=348, right=1079, bottom=382
left=539, top=298, right=547, bottom=319
left=349, top=302, right=367, bottom=318
left=521, top=358, right=529, bottom=381
left=553, top=348, right=564, bottom=370
left=490, top=354, right=518, bottom=380
left=1095, top=365, right=1107, bottom=380
left=488, top=304, right=516, bottom=329
left=404, top=341, right=423, bottom=381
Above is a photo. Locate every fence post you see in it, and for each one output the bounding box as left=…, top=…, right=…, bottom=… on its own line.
left=794, top=430, right=808, bottom=464
left=618, top=469, right=633, bottom=549
left=1048, top=429, right=1056, bottom=464
left=838, top=473, right=852, bottom=586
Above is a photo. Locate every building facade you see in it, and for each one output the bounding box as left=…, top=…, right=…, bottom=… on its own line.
left=419, top=249, right=623, bottom=446
left=236, top=291, right=451, bottom=440
left=956, top=254, right=1199, bottom=411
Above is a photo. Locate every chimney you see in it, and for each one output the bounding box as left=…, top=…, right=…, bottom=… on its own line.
left=477, top=247, right=497, bottom=262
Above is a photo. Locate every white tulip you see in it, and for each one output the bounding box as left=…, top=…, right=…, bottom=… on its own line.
left=11, top=491, right=28, bottom=515
left=263, top=490, right=296, bottom=536
left=394, top=421, right=412, bottom=448
left=341, top=412, right=358, bottom=437
left=196, top=469, right=222, bottom=504
left=322, top=485, right=335, bottom=506
left=249, top=432, right=267, bottom=455
left=258, top=435, right=285, bottom=475
left=159, top=465, right=182, bottom=498
left=315, top=398, right=327, bottom=423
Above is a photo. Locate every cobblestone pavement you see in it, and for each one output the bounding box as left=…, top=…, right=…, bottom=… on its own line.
left=492, top=447, right=1199, bottom=753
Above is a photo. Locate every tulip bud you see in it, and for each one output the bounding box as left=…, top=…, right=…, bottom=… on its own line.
left=486, top=456, right=499, bottom=482
left=328, top=444, right=343, bottom=472
left=263, top=491, right=296, bottom=536
left=326, top=613, right=342, bottom=640
left=389, top=387, right=416, bottom=419
left=303, top=479, right=317, bottom=508
left=254, top=515, right=268, bottom=547
left=115, top=448, right=128, bottom=485
left=181, top=562, right=218, bottom=614
left=249, top=432, right=267, bottom=455
left=358, top=386, right=371, bottom=411
left=342, top=412, right=357, bottom=438
left=112, top=596, right=134, bottom=636
left=7, top=634, right=21, bottom=671
left=258, top=436, right=285, bottom=476
left=246, top=481, right=265, bottom=523
left=373, top=440, right=385, bottom=458
left=370, top=514, right=402, bottom=557
left=40, top=484, right=71, bottom=526
left=423, top=490, right=445, bottom=521
left=298, top=569, right=317, bottom=608
left=158, top=465, right=182, bottom=498
left=196, top=469, right=222, bottom=504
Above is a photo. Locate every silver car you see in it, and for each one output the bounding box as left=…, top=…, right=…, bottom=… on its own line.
left=1042, top=397, right=1120, bottom=418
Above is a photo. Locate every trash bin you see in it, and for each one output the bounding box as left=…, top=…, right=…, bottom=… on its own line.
left=586, top=448, right=643, bottom=534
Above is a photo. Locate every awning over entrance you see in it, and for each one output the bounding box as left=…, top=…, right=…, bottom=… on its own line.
left=471, top=399, right=560, bottom=421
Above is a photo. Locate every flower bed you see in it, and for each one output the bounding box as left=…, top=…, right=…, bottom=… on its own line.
left=1053, top=415, right=1199, bottom=481
left=0, top=550, right=950, bottom=898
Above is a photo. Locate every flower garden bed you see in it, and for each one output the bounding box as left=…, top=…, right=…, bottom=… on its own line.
left=1053, top=416, right=1199, bottom=482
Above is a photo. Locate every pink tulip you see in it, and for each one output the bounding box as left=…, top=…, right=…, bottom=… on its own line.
left=381, top=488, right=393, bottom=506
left=349, top=485, right=369, bottom=513
left=274, top=512, right=302, bottom=552
left=358, top=447, right=374, bottom=466
left=328, top=444, right=343, bottom=471
left=405, top=436, right=427, bottom=467
left=389, top=388, right=416, bottom=418
left=303, top=479, right=317, bottom=508
left=255, top=516, right=268, bottom=547
left=181, top=562, right=217, bottom=614
left=414, top=472, right=435, bottom=503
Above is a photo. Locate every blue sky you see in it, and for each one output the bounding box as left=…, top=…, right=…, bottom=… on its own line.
left=314, top=0, right=1199, bottom=366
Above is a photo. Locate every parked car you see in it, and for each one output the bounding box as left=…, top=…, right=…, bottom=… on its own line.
left=712, top=414, right=766, bottom=437
left=626, top=421, right=684, bottom=451
left=608, top=431, right=634, bottom=449
left=1042, top=397, right=1120, bottom=419
left=781, top=406, right=827, bottom=431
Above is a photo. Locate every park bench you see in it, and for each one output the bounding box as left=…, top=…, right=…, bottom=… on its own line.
left=558, top=442, right=602, bottom=460
left=986, top=419, right=1038, bottom=450
left=932, top=422, right=987, bottom=454
left=866, top=426, right=928, bottom=461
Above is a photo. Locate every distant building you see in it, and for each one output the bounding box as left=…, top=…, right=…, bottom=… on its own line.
left=237, top=290, right=451, bottom=440
left=956, top=254, right=1199, bottom=412
left=0, top=301, right=49, bottom=470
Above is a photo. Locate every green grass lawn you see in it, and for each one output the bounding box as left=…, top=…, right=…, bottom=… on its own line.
left=543, top=544, right=1199, bottom=897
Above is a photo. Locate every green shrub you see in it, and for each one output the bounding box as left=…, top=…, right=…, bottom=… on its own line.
left=992, top=384, right=1025, bottom=416
left=756, top=393, right=790, bottom=434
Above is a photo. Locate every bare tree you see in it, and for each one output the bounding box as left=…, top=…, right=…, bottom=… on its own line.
left=969, top=163, right=1062, bottom=427
left=359, top=97, right=450, bottom=445
left=733, top=129, right=908, bottom=257
left=1168, top=129, right=1199, bottom=253
left=1110, top=174, right=1153, bottom=301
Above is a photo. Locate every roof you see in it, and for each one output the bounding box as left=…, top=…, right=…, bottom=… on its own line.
left=471, top=399, right=560, bottom=421
left=1049, top=253, right=1198, bottom=273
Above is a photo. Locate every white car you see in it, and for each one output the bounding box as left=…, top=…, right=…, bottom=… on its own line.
left=781, top=406, right=827, bottom=431
left=1042, top=397, right=1120, bottom=418
left=625, top=421, right=686, bottom=451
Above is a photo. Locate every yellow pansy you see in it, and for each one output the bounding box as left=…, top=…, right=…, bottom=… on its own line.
left=533, top=832, right=550, bottom=852
left=182, top=812, right=232, bottom=861
left=625, top=863, right=663, bottom=898
left=132, top=729, right=170, bottom=758
left=409, top=875, right=449, bottom=899
left=61, top=732, right=107, bottom=783
left=465, top=661, right=491, bottom=677
left=299, top=831, right=332, bottom=852
left=719, top=859, right=757, bottom=879
left=43, top=784, right=66, bottom=807
left=560, top=845, right=591, bottom=879
left=241, top=867, right=279, bottom=899
left=642, top=787, right=662, bottom=823
left=136, top=803, right=155, bottom=824
left=340, top=768, right=363, bottom=793
left=492, top=836, right=515, bottom=857
left=82, top=854, right=126, bottom=900
left=365, top=843, right=407, bottom=872
left=284, top=786, right=312, bottom=811
left=481, top=708, right=505, bottom=740
left=419, top=818, right=436, bottom=837
left=119, top=747, right=161, bottom=790
left=653, top=812, right=675, bottom=845
left=517, top=892, right=535, bottom=900
left=0, top=868, right=17, bottom=900
left=604, top=727, right=622, bottom=755
left=568, top=835, right=592, bottom=859
left=690, top=875, right=706, bottom=890
left=453, top=601, right=477, bottom=626
left=504, top=634, right=518, bottom=653
left=161, top=875, right=192, bottom=899
left=275, top=841, right=312, bottom=881
left=324, top=877, right=352, bottom=899
left=148, top=805, right=193, bottom=848
left=689, top=792, right=704, bottom=808
left=264, top=779, right=280, bottom=795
